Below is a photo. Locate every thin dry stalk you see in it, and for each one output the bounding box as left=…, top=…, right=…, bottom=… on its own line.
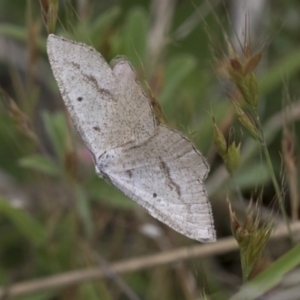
left=281, top=80, right=299, bottom=223
left=1, top=222, right=300, bottom=299
left=282, top=127, right=298, bottom=221
left=83, top=242, right=141, bottom=300
left=173, top=0, right=220, bottom=41
left=148, top=0, right=176, bottom=68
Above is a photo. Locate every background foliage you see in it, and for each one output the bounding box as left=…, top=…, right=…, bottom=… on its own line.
left=1, top=0, right=300, bottom=299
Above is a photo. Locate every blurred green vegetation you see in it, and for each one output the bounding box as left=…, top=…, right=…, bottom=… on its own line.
left=1, top=0, right=300, bottom=299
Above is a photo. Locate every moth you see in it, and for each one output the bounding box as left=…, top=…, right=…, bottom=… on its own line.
left=47, top=34, right=216, bottom=242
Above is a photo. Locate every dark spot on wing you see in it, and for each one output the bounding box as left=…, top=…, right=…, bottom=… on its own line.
left=126, top=170, right=133, bottom=178
left=70, top=61, right=80, bottom=70
left=77, top=97, right=83, bottom=101
left=98, top=151, right=106, bottom=161
left=159, top=158, right=181, bottom=197
left=86, top=75, right=113, bottom=98
left=68, top=62, right=114, bottom=101
left=93, top=126, right=100, bottom=131
left=153, top=193, right=157, bottom=198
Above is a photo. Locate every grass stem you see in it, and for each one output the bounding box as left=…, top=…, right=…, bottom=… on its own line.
left=256, top=115, right=294, bottom=244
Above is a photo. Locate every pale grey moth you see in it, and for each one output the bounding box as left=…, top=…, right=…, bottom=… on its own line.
left=47, top=34, right=216, bottom=242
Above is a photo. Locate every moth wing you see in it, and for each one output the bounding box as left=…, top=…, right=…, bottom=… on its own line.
left=47, top=34, right=155, bottom=157
left=103, top=125, right=215, bottom=242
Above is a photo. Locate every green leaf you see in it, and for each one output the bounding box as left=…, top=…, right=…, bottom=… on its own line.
left=42, top=112, right=69, bottom=164
left=12, top=290, right=57, bottom=300
left=80, top=283, right=110, bottom=300
left=259, top=48, right=300, bottom=94
left=75, top=186, right=94, bottom=238
left=159, top=54, right=197, bottom=105
left=0, top=24, right=46, bottom=52
left=230, top=243, right=300, bottom=300
left=229, top=162, right=270, bottom=190
left=90, top=6, right=121, bottom=46
left=88, top=176, right=136, bottom=209
left=0, top=197, right=47, bottom=246
left=123, top=7, right=148, bottom=69
left=18, top=154, right=60, bottom=177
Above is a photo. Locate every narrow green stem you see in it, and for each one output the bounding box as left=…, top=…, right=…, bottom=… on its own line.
left=230, top=174, right=247, bottom=209
left=261, top=143, right=293, bottom=240
left=241, top=255, right=248, bottom=283
left=255, top=115, right=294, bottom=244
